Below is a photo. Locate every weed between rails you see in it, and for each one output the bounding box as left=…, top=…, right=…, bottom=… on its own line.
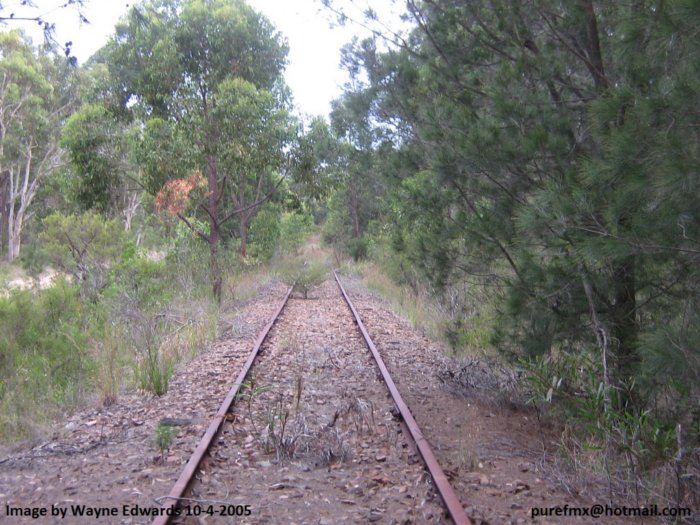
left=237, top=372, right=380, bottom=467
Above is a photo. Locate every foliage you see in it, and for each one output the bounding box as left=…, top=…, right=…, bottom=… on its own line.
left=248, top=206, right=281, bottom=261
left=154, top=423, right=176, bottom=462
left=0, top=281, right=90, bottom=441
left=291, top=117, right=339, bottom=203
left=278, top=212, right=313, bottom=255
left=102, top=0, right=293, bottom=299
left=324, top=0, right=700, bottom=504
left=61, top=104, right=121, bottom=213
left=520, top=351, right=681, bottom=491
left=294, top=262, right=328, bottom=300
left=0, top=30, right=75, bottom=262
left=347, top=236, right=368, bottom=261
left=278, top=259, right=327, bottom=299
left=40, top=212, right=126, bottom=299
left=133, top=326, right=174, bottom=397
left=19, top=239, right=50, bottom=278
left=322, top=191, right=352, bottom=247
left=154, top=170, right=206, bottom=217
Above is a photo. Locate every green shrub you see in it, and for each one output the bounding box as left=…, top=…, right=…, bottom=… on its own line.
left=347, top=236, right=368, bottom=261
left=154, top=423, right=176, bottom=461
left=249, top=207, right=281, bottom=261
left=111, top=256, right=173, bottom=312
left=0, top=281, right=91, bottom=441
left=20, top=240, right=50, bottom=278
left=278, top=259, right=327, bottom=299
left=40, top=212, right=126, bottom=300
left=166, top=219, right=213, bottom=296
left=280, top=212, right=313, bottom=252
left=321, top=193, right=351, bottom=247
left=135, top=345, right=174, bottom=397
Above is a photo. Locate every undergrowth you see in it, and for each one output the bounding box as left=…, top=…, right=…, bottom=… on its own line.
left=521, top=351, right=699, bottom=513
left=344, top=258, right=498, bottom=360
left=0, top=241, right=263, bottom=445
left=335, top=238, right=699, bottom=514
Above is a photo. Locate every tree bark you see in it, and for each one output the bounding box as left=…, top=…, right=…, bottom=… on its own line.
left=581, top=269, right=612, bottom=413
left=610, top=256, right=638, bottom=388
left=209, top=230, right=221, bottom=303
left=239, top=212, right=249, bottom=258
left=580, top=0, right=610, bottom=92
left=206, top=155, right=222, bottom=303
left=349, top=183, right=361, bottom=238
left=0, top=170, right=9, bottom=259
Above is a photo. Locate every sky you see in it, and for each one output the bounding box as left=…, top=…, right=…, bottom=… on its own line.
left=2, top=0, right=407, bottom=118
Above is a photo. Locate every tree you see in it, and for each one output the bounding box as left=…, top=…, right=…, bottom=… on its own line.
left=102, top=0, right=291, bottom=301
left=291, top=116, right=338, bottom=204
left=327, top=49, right=388, bottom=244
left=40, top=212, right=126, bottom=300
left=61, top=102, right=143, bottom=230
left=337, top=0, right=700, bottom=416
left=0, top=30, right=74, bottom=261
left=212, top=78, right=295, bottom=257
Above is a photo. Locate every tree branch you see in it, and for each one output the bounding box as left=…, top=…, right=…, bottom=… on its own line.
left=218, top=173, right=287, bottom=226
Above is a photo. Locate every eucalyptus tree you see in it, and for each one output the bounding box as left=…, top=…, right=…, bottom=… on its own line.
left=61, top=100, right=142, bottom=229
left=326, top=46, right=391, bottom=246
left=101, top=0, right=291, bottom=301
left=0, top=30, right=74, bottom=262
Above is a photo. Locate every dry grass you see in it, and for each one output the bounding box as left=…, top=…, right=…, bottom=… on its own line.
left=354, top=262, right=444, bottom=340
left=346, top=261, right=501, bottom=360
left=223, top=264, right=276, bottom=306
left=334, top=391, right=376, bottom=434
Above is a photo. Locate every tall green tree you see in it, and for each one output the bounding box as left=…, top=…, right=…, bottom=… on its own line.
left=0, top=31, right=74, bottom=261
left=327, top=48, right=389, bottom=245
left=342, top=0, right=700, bottom=418
left=61, top=103, right=143, bottom=227
left=101, top=0, right=291, bottom=301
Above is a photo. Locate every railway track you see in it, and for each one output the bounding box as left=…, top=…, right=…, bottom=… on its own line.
left=152, top=272, right=471, bottom=525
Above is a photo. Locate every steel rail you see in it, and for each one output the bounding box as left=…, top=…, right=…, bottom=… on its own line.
left=152, top=285, right=293, bottom=525
left=333, top=271, right=472, bottom=525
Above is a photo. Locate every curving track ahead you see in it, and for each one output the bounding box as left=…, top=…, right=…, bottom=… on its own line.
left=152, top=272, right=471, bottom=525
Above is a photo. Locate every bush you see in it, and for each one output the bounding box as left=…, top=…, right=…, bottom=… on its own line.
left=278, top=212, right=313, bottom=255
left=40, top=212, right=126, bottom=300
left=110, top=256, right=173, bottom=312
left=20, top=240, right=51, bottom=278
left=278, top=259, right=327, bottom=299
left=165, top=218, right=213, bottom=296
left=249, top=207, right=281, bottom=261
left=0, top=281, right=91, bottom=441
left=347, top=236, right=368, bottom=261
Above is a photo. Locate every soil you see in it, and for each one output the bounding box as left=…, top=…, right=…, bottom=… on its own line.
left=0, top=271, right=659, bottom=524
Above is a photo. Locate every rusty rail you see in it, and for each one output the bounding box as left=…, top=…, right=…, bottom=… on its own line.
left=333, top=271, right=472, bottom=525
left=152, top=285, right=293, bottom=525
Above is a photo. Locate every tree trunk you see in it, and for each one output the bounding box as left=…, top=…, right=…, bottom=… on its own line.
left=8, top=215, right=21, bottom=261
left=349, top=184, right=360, bottom=238
left=206, top=155, right=222, bottom=303
left=581, top=269, right=612, bottom=413
left=610, top=256, right=638, bottom=394
left=580, top=0, right=610, bottom=92
left=6, top=168, right=16, bottom=263
left=239, top=212, right=249, bottom=258
left=0, top=170, right=9, bottom=260
left=123, top=192, right=140, bottom=232
left=209, top=229, right=222, bottom=303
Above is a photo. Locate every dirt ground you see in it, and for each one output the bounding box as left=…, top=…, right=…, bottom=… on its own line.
left=0, top=272, right=666, bottom=524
